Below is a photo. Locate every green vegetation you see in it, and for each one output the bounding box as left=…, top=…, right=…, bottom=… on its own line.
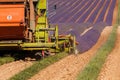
left=0, top=57, right=15, bottom=65
left=77, top=0, right=120, bottom=79
left=77, top=24, right=118, bottom=80
left=10, top=52, right=68, bottom=80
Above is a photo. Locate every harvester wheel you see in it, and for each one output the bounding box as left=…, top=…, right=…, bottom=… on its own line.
left=35, top=52, right=42, bottom=60
left=35, top=50, right=50, bottom=60
left=59, top=44, right=65, bottom=52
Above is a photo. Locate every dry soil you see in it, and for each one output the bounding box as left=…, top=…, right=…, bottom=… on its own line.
left=29, top=26, right=112, bottom=80
left=0, top=60, right=32, bottom=80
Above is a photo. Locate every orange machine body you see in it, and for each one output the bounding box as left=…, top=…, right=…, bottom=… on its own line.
left=0, top=4, right=25, bottom=40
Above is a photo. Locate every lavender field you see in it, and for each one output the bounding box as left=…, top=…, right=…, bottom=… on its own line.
left=48, top=0, right=116, bottom=52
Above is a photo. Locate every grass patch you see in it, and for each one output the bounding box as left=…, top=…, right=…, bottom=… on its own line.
left=10, top=52, right=68, bottom=80
left=77, top=24, right=118, bottom=80
left=0, top=57, right=15, bottom=65
left=118, top=0, right=120, bottom=24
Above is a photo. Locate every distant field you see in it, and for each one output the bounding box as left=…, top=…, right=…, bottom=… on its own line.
left=48, top=0, right=116, bottom=25
left=48, top=0, right=116, bottom=52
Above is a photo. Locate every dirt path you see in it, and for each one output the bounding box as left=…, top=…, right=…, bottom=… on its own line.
left=97, top=26, right=120, bottom=80
left=29, top=26, right=112, bottom=80
left=0, top=60, right=33, bottom=80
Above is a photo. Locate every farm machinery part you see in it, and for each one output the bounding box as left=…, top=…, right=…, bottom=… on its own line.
left=0, top=0, right=77, bottom=56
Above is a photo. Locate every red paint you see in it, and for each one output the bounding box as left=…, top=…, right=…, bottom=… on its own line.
left=0, top=4, right=25, bottom=40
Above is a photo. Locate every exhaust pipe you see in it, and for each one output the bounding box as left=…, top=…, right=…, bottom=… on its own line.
left=29, top=0, right=35, bottom=32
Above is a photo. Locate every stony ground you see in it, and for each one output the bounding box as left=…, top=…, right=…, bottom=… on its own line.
left=0, top=60, right=33, bottom=80
left=29, top=26, right=112, bottom=80
left=98, top=26, right=120, bottom=80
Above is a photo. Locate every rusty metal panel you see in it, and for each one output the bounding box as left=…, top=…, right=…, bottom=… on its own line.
left=0, top=27, right=24, bottom=40
left=0, top=4, right=25, bottom=40
left=0, top=4, right=25, bottom=26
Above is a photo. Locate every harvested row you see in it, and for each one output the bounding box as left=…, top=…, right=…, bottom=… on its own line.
left=97, top=0, right=119, bottom=78
left=77, top=23, right=108, bottom=52
left=0, top=60, right=33, bottom=80
left=98, top=26, right=120, bottom=80
left=29, top=25, right=112, bottom=80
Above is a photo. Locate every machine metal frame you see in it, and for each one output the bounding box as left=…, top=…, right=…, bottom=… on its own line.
left=0, top=0, right=76, bottom=56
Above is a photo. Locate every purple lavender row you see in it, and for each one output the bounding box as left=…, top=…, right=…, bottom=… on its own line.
left=48, top=0, right=67, bottom=14
left=65, top=28, right=99, bottom=52
left=49, top=0, right=85, bottom=23
left=58, top=0, right=91, bottom=23
left=105, top=0, right=116, bottom=25
left=60, top=0, right=93, bottom=23
left=50, top=22, right=92, bottom=35
left=78, top=29, right=100, bottom=52
left=64, top=23, right=92, bottom=35
left=48, top=0, right=54, bottom=6
left=92, top=22, right=108, bottom=33
left=64, top=22, right=107, bottom=52
left=49, top=1, right=82, bottom=23
left=77, top=22, right=107, bottom=52
left=87, top=0, right=105, bottom=23
left=77, top=0, right=98, bottom=23
left=48, top=0, right=115, bottom=26
left=48, top=0, right=59, bottom=10
left=48, top=0, right=70, bottom=12
left=48, top=0, right=115, bottom=52
left=50, top=23, right=107, bottom=52
left=48, top=0, right=80, bottom=22
left=95, top=0, right=110, bottom=24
